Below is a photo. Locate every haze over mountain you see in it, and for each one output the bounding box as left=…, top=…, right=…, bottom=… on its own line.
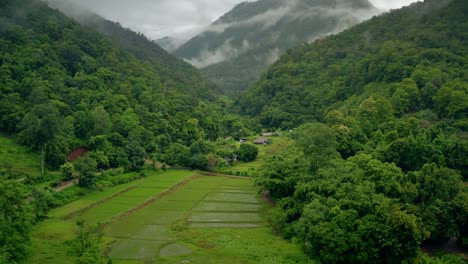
left=154, top=36, right=187, bottom=53
left=174, top=0, right=380, bottom=93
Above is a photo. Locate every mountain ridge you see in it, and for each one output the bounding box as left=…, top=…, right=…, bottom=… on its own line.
left=174, top=0, right=380, bottom=94
left=46, top=0, right=220, bottom=100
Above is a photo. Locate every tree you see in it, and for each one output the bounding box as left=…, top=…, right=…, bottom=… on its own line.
left=74, top=155, right=97, bottom=188
left=293, top=123, right=339, bottom=171
left=163, top=143, right=190, bottom=167
left=189, top=153, right=208, bottom=170
left=90, top=106, right=111, bottom=136
left=124, top=141, right=146, bottom=171
left=236, top=144, right=259, bottom=162
left=31, top=187, right=52, bottom=221
left=0, top=179, right=33, bottom=262
left=19, top=88, right=62, bottom=176
left=67, top=220, right=106, bottom=264
left=414, top=164, right=465, bottom=241
left=61, top=162, right=75, bottom=180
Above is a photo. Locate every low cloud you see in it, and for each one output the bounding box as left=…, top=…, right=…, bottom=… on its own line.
left=187, top=39, right=251, bottom=68
left=44, top=0, right=422, bottom=41
left=371, top=0, right=422, bottom=11
left=205, top=3, right=296, bottom=34
left=263, top=48, right=281, bottom=65
left=187, top=0, right=380, bottom=68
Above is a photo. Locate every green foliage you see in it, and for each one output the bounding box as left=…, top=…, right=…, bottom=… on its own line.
left=292, top=123, right=339, bottom=171
left=236, top=144, right=259, bottom=162
left=189, top=153, right=209, bottom=170
left=61, top=162, right=75, bottom=180
left=238, top=0, right=467, bottom=129
left=0, top=179, right=33, bottom=263
left=238, top=0, right=467, bottom=182
left=74, top=155, right=97, bottom=188
left=31, top=187, right=53, bottom=221
left=256, top=137, right=467, bottom=263
left=163, top=143, right=190, bottom=167
left=124, top=141, right=146, bottom=171
left=67, top=220, right=106, bottom=264
left=0, top=0, right=240, bottom=176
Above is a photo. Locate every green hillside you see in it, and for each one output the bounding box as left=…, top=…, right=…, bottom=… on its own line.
left=1, top=0, right=467, bottom=263
left=238, top=0, right=467, bottom=177
left=47, top=0, right=220, bottom=100
left=241, top=0, right=468, bottom=262
left=174, top=0, right=379, bottom=93
left=0, top=0, right=232, bottom=175
left=0, top=134, right=40, bottom=179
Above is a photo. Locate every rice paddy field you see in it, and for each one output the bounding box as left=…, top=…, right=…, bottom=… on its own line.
left=29, top=170, right=311, bottom=263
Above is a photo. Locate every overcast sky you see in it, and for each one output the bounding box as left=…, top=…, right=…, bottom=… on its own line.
left=62, top=0, right=422, bottom=40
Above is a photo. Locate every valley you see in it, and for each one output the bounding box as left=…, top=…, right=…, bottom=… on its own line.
left=0, top=0, right=466, bottom=263
left=30, top=170, right=309, bottom=263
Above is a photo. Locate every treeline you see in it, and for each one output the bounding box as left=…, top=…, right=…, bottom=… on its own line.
left=0, top=1, right=250, bottom=262
left=250, top=0, right=467, bottom=262
left=47, top=0, right=220, bottom=100
left=0, top=0, right=245, bottom=181
left=257, top=123, right=467, bottom=263
left=238, top=0, right=467, bottom=178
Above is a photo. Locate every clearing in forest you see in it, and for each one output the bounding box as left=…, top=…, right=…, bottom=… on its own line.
left=30, top=170, right=308, bottom=264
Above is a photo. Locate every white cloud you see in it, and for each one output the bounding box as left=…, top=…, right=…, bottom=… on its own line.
left=187, top=39, right=251, bottom=68
left=371, top=0, right=422, bottom=11
left=55, top=0, right=422, bottom=40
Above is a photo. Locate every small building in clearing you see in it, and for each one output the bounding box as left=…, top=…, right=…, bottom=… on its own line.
left=253, top=138, right=270, bottom=145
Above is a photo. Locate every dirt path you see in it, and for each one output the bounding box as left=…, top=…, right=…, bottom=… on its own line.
left=262, top=191, right=276, bottom=206
left=443, top=238, right=468, bottom=259
left=54, top=179, right=77, bottom=192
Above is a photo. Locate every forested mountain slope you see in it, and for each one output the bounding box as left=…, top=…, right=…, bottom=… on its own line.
left=0, top=0, right=228, bottom=174
left=46, top=0, right=219, bottom=100
left=240, top=0, right=468, bottom=178
left=247, top=0, right=467, bottom=262
left=238, top=0, right=467, bottom=128
left=174, top=0, right=379, bottom=93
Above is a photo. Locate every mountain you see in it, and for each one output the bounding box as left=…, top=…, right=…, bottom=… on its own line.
left=155, top=36, right=186, bottom=53
left=248, top=0, right=468, bottom=262
left=174, top=0, right=380, bottom=94
left=0, top=0, right=229, bottom=174
left=46, top=0, right=219, bottom=100
left=238, top=0, right=467, bottom=176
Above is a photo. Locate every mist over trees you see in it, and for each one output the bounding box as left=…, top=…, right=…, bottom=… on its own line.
left=0, top=0, right=466, bottom=263
left=174, top=0, right=380, bottom=94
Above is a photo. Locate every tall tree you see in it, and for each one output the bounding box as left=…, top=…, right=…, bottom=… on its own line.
left=293, top=123, right=340, bottom=171
left=19, top=88, right=62, bottom=176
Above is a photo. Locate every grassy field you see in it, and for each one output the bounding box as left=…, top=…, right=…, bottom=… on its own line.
left=224, top=136, right=293, bottom=176
left=0, top=134, right=41, bottom=178
left=29, top=170, right=193, bottom=263
left=29, top=170, right=312, bottom=263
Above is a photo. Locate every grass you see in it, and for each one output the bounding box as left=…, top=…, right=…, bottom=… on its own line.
left=221, top=136, right=294, bottom=176
left=0, top=134, right=41, bottom=178
left=104, top=175, right=310, bottom=263
left=29, top=171, right=312, bottom=263
left=29, top=170, right=194, bottom=264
